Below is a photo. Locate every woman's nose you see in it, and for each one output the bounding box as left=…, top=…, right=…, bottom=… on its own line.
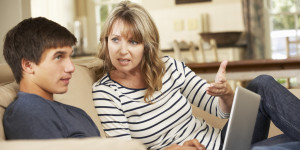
left=119, top=42, right=129, bottom=55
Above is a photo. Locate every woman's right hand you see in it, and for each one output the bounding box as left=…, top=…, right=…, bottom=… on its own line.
left=164, top=139, right=206, bottom=150
left=206, top=60, right=234, bottom=113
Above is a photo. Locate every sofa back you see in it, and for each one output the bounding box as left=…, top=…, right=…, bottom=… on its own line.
left=1, top=58, right=300, bottom=141
left=0, top=63, right=14, bottom=84
left=0, top=58, right=106, bottom=140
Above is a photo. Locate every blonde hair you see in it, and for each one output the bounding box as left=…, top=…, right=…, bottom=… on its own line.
left=98, top=1, right=165, bottom=103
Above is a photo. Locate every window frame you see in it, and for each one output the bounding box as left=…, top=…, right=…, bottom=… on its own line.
left=94, top=0, right=141, bottom=44
left=268, top=0, right=300, bottom=59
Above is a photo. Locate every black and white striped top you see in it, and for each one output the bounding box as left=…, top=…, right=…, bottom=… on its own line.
left=93, top=56, right=229, bottom=150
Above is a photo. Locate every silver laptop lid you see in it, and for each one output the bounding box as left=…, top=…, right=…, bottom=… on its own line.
left=222, top=86, right=261, bottom=150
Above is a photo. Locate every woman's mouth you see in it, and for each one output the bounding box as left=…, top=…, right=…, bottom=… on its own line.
left=118, top=59, right=130, bottom=65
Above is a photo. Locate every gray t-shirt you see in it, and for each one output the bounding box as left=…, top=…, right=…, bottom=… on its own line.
left=3, top=92, right=100, bottom=139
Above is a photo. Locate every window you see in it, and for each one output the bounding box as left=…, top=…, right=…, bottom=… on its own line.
left=268, top=0, right=300, bottom=59
left=94, top=0, right=141, bottom=42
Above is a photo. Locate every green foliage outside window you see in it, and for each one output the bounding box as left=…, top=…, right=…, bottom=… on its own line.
left=100, top=5, right=108, bottom=28
left=99, top=3, right=118, bottom=28
left=271, top=0, right=296, bottom=13
left=276, top=77, right=298, bottom=88
left=270, top=0, right=300, bottom=30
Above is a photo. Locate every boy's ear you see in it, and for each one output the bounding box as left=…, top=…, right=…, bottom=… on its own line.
left=21, top=58, right=35, bottom=74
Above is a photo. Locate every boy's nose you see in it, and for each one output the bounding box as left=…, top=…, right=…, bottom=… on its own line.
left=65, top=58, right=75, bottom=73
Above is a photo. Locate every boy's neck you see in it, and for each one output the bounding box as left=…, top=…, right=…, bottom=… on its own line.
left=19, top=80, right=54, bottom=101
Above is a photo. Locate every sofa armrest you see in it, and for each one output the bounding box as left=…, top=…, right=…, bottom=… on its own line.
left=0, top=137, right=146, bottom=150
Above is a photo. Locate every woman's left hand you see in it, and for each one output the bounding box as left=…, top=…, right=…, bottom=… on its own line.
left=206, top=60, right=234, bottom=113
left=164, top=139, right=206, bottom=150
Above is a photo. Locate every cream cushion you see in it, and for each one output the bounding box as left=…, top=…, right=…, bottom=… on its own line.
left=54, top=64, right=106, bottom=137
left=0, top=82, right=19, bottom=140
left=0, top=63, right=14, bottom=84
left=1, top=137, right=145, bottom=150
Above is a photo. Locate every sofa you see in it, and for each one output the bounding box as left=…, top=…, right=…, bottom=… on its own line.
left=0, top=57, right=299, bottom=149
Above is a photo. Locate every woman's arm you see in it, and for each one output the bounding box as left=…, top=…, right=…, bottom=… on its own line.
left=178, top=59, right=222, bottom=118
left=93, top=85, right=132, bottom=139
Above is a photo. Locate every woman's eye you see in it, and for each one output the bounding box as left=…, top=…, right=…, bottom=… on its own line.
left=130, top=40, right=138, bottom=45
left=112, top=38, right=119, bottom=43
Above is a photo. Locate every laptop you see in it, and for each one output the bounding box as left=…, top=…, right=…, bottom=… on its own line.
left=222, top=86, right=261, bottom=150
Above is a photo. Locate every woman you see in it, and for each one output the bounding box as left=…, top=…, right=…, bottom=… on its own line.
left=93, top=1, right=300, bottom=150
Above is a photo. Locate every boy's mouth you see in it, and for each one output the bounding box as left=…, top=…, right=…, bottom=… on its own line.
left=61, top=76, right=72, bottom=85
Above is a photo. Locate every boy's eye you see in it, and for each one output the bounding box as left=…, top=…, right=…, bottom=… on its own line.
left=56, top=55, right=62, bottom=60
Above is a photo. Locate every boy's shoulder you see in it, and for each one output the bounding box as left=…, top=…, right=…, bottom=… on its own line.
left=5, top=92, right=56, bottom=118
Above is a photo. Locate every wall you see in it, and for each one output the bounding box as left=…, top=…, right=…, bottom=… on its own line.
left=31, top=0, right=76, bottom=30
left=30, top=0, right=98, bottom=55
left=0, top=0, right=244, bottom=63
left=0, top=0, right=31, bottom=64
left=142, top=0, right=244, bottom=49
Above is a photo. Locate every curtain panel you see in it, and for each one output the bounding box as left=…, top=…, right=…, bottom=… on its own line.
left=242, top=0, right=266, bottom=59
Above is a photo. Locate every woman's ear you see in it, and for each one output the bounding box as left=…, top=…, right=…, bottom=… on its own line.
left=21, top=58, right=35, bottom=74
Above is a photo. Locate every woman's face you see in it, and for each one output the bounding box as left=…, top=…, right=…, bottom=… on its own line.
left=107, top=20, right=144, bottom=75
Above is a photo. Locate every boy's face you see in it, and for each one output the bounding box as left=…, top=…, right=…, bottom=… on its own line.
left=30, top=46, right=74, bottom=99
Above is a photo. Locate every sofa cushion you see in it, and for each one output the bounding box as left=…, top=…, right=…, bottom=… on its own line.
left=0, top=64, right=14, bottom=85
left=54, top=64, right=106, bottom=137
left=290, top=89, right=300, bottom=98
left=0, top=137, right=146, bottom=150
left=0, top=82, right=19, bottom=140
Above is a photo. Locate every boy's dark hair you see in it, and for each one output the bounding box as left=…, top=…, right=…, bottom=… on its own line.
left=3, top=17, right=77, bottom=83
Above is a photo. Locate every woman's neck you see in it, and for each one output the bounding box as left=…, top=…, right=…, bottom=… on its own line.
left=110, top=70, right=147, bottom=89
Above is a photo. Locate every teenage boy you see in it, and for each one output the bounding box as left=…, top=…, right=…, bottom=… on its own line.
left=3, top=17, right=100, bottom=139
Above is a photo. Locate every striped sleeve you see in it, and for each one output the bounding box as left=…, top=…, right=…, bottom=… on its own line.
left=179, top=61, right=229, bottom=119
left=92, top=83, right=132, bottom=139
